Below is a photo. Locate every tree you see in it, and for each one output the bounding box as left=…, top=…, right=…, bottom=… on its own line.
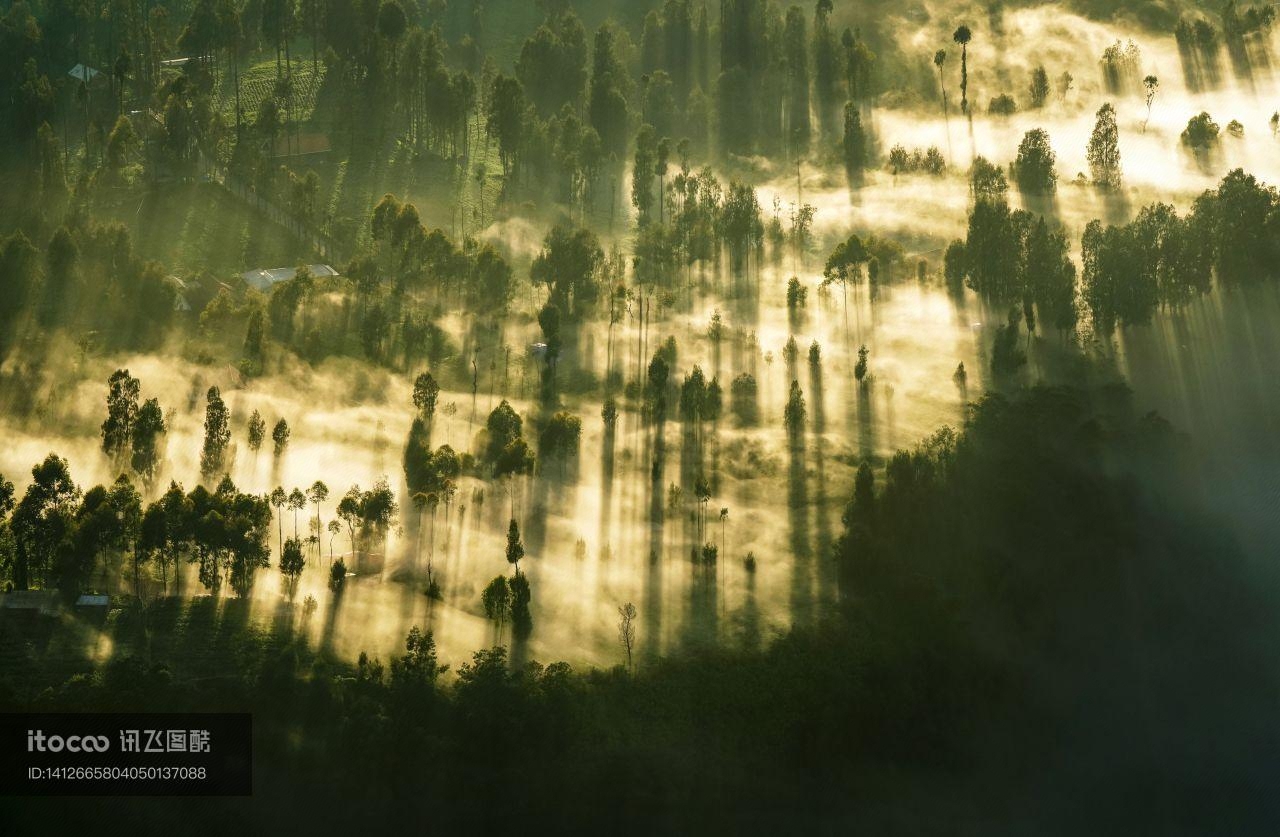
left=784, top=380, right=806, bottom=437
left=358, top=479, right=398, bottom=550
left=272, top=418, right=290, bottom=457
left=0, top=233, right=40, bottom=351
left=130, top=398, right=166, bottom=484
left=944, top=240, right=968, bottom=295
left=783, top=6, right=811, bottom=151
left=487, top=74, right=525, bottom=179
left=482, top=401, right=534, bottom=479
left=0, top=474, right=14, bottom=527
left=329, top=558, right=347, bottom=590
left=413, top=372, right=440, bottom=419
left=1012, top=129, right=1057, bottom=196
left=327, top=519, right=341, bottom=563
left=287, top=488, right=307, bottom=540
left=376, top=0, right=408, bottom=69
left=1087, top=103, right=1122, bottom=191
left=1142, top=75, right=1159, bottom=132
left=509, top=571, right=533, bottom=638
left=988, top=94, right=1017, bottom=116
left=632, top=124, right=657, bottom=225
left=391, top=625, right=443, bottom=688
left=10, top=454, right=81, bottom=590
left=588, top=25, right=630, bottom=159
left=471, top=245, right=514, bottom=311
left=646, top=351, right=671, bottom=418
left=934, top=50, right=948, bottom=118
left=102, top=369, right=141, bottom=462
left=841, top=27, right=875, bottom=104
left=248, top=410, right=266, bottom=451
left=78, top=475, right=143, bottom=599
left=953, top=25, right=972, bottom=115
left=1023, top=217, right=1078, bottom=335
left=731, top=374, right=758, bottom=426
left=991, top=308, right=1027, bottom=376
left=537, top=302, right=562, bottom=372
left=530, top=224, right=604, bottom=315
left=1058, top=71, right=1074, bottom=104
left=538, top=412, right=582, bottom=477
left=1181, top=112, right=1220, bottom=153
left=1191, top=169, right=1279, bottom=285
left=154, top=482, right=192, bottom=593
left=814, top=0, right=840, bottom=136
left=516, top=6, right=589, bottom=117
left=280, top=537, right=305, bottom=584
left=1029, top=65, right=1050, bottom=109
left=137, top=499, right=169, bottom=595
left=242, top=309, right=265, bottom=374
left=337, top=487, right=362, bottom=561
left=618, top=602, right=637, bottom=670
left=270, top=486, right=288, bottom=556
left=200, top=387, right=231, bottom=480
left=482, top=575, right=511, bottom=626
left=719, top=507, right=729, bottom=553
left=42, top=226, right=79, bottom=326
left=104, top=115, right=138, bottom=176
left=854, top=345, right=869, bottom=383
left=842, top=102, right=866, bottom=173
left=823, top=233, right=869, bottom=340
left=506, top=518, right=525, bottom=572
left=308, top=481, right=328, bottom=553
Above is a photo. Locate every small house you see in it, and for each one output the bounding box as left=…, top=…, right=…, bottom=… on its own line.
left=241, top=264, right=339, bottom=293
left=74, top=594, right=110, bottom=624
left=68, top=64, right=103, bottom=85
left=0, top=590, right=61, bottom=621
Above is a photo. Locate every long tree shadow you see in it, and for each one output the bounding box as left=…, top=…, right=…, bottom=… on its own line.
left=1101, top=188, right=1132, bottom=227
left=787, top=408, right=813, bottom=629
left=680, top=408, right=718, bottom=650
left=808, top=354, right=835, bottom=616
left=269, top=596, right=296, bottom=644
left=1176, top=37, right=1217, bottom=93
left=599, top=415, right=616, bottom=538
left=165, top=595, right=220, bottom=680
left=857, top=381, right=876, bottom=462
left=643, top=410, right=667, bottom=662
left=319, top=583, right=345, bottom=657
left=1226, top=31, right=1272, bottom=90
left=740, top=561, right=761, bottom=652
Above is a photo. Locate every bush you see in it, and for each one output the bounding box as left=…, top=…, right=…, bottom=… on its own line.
left=988, top=94, right=1018, bottom=116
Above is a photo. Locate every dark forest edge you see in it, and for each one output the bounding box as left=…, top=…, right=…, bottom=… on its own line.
left=4, top=382, right=1277, bottom=833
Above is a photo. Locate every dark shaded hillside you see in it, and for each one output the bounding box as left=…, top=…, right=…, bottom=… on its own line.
left=4, top=384, right=1277, bottom=834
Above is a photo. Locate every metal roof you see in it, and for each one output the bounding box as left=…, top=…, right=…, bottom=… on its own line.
left=241, top=264, right=339, bottom=291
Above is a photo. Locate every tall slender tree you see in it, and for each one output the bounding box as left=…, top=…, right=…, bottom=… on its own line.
left=953, top=25, right=972, bottom=115
left=934, top=49, right=948, bottom=118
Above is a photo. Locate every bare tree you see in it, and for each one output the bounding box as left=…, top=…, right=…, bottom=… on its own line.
left=618, top=602, right=637, bottom=671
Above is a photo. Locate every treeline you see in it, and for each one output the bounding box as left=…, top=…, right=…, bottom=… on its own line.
left=0, top=0, right=923, bottom=210
left=0, top=358, right=588, bottom=609
left=0, top=450, right=403, bottom=600
left=946, top=166, right=1280, bottom=340
left=0, top=216, right=181, bottom=358
left=5, top=383, right=1277, bottom=832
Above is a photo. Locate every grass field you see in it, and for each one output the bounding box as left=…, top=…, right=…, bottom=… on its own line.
left=215, top=56, right=327, bottom=131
